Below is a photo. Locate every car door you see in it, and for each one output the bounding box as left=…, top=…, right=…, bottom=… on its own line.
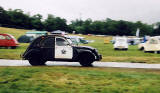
left=145, top=38, right=158, bottom=51
left=55, top=37, right=73, bottom=59
left=0, top=35, right=6, bottom=46
left=40, top=37, right=55, bottom=60
left=5, top=35, right=13, bottom=46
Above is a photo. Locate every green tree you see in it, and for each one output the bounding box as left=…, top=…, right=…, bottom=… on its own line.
left=7, top=9, right=31, bottom=29
left=0, top=6, right=10, bottom=26
left=44, top=14, right=68, bottom=32
left=30, top=14, right=44, bottom=30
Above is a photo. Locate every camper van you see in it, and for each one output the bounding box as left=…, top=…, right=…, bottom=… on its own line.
left=114, top=37, right=128, bottom=50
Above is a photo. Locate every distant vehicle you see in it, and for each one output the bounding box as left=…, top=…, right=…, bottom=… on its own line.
left=64, top=35, right=79, bottom=45
left=65, top=35, right=88, bottom=44
left=128, top=38, right=142, bottom=45
left=22, top=35, right=102, bottom=66
left=79, top=38, right=88, bottom=44
left=0, top=34, right=19, bottom=49
left=138, top=37, right=160, bottom=53
left=18, top=35, right=34, bottom=43
left=26, top=31, right=47, bottom=38
left=114, top=37, right=128, bottom=50
left=51, top=30, right=67, bottom=35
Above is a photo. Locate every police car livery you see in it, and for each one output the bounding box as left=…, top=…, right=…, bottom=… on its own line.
left=22, top=35, right=102, bottom=67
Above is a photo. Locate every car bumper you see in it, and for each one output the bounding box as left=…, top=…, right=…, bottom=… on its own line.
left=115, top=46, right=128, bottom=48
left=95, top=55, right=102, bottom=61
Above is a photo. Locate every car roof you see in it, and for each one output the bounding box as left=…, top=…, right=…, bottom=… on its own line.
left=40, top=34, right=67, bottom=38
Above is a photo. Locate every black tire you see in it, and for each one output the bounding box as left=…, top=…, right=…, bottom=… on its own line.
left=124, top=48, right=128, bottom=51
left=6, top=47, right=11, bottom=49
left=139, top=47, right=144, bottom=51
left=28, top=58, right=46, bottom=66
left=114, top=48, right=118, bottom=50
left=11, top=46, right=16, bottom=49
left=79, top=53, right=94, bottom=67
left=144, top=51, right=147, bottom=53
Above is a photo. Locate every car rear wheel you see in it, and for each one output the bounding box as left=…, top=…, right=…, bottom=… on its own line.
left=139, top=47, right=144, bottom=51
left=114, top=48, right=118, bottom=50
left=79, top=53, right=94, bottom=67
left=11, top=46, right=17, bottom=49
left=28, top=58, right=46, bottom=66
left=123, top=48, right=128, bottom=50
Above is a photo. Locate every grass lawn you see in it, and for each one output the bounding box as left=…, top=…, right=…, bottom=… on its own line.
left=0, top=43, right=29, bottom=59
left=0, top=27, right=160, bottom=93
left=0, top=67, right=160, bottom=93
left=0, top=27, right=160, bottom=63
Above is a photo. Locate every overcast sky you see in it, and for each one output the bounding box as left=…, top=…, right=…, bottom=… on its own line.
left=0, top=0, right=160, bottom=24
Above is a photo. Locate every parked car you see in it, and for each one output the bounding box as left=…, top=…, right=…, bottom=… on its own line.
left=65, top=35, right=88, bottom=44
left=79, top=38, right=88, bottom=44
left=138, top=37, right=160, bottom=53
left=22, top=35, right=102, bottom=66
left=114, top=37, right=128, bottom=50
left=0, top=34, right=19, bottom=49
left=64, top=35, right=79, bottom=45
left=18, top=35, right=34, bottom=43
left=127, top=38, right=142, bottom=45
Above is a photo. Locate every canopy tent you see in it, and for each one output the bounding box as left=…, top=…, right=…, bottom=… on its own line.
left=51, top=30, right=67, bottom=35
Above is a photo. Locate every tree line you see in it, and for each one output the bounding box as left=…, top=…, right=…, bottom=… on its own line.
left=0, top=6, right=160, bottom=36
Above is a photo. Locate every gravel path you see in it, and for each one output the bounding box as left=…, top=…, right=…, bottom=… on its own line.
left=0, top=59, right=160, bottom=69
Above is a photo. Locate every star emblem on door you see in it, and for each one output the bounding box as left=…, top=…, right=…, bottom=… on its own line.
left=61, top=49, right=66, bottom=54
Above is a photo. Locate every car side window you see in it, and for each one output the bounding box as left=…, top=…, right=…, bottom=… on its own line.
left=41, top=37, right=54, bottom=47
left=149, top=39, right=158, bottom=44
left=0, top=35, right=6, bottom=39
left=5, top=36, right=11, bottom=40
left=56, top=37, right=69, bottom=46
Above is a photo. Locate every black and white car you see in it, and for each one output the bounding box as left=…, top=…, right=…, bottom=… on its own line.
left=22, top=35, right=102, bottom=66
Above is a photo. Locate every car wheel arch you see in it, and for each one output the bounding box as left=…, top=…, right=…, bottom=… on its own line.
left=77, top=51, right=95, bottom=61
left=24, top=49, right=41, bottom=59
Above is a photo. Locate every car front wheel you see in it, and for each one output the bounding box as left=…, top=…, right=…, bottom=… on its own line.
left=79, top=53, right=94, bottom=67
left=11, top=46, right=17, bottom=49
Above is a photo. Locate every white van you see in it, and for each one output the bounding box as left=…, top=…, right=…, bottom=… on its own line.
left=114, top=37, right=128, bottom=50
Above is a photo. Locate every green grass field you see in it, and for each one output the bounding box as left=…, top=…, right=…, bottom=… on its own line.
left=0, top=27, right=160, bottom=63
left=0, top=67, right=160, bottom=93
left=1, top=27, right=160, bottom=93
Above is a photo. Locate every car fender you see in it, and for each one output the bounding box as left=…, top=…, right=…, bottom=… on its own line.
left=23, top=49, right=41, bottom=60
left=76, top=50, right=95, bottom=60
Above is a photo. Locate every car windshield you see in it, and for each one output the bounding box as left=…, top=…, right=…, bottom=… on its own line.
left=56, top=38, right=69, bottom=46
left=9, top=35, right=16, bottom=39
left=149, top=39, right=159, bottom=44
left=117, top=39, right=126, bottom=42
left=67, top=38, right=78, bottom=46
left=67, top=39, right=72, bottom=44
